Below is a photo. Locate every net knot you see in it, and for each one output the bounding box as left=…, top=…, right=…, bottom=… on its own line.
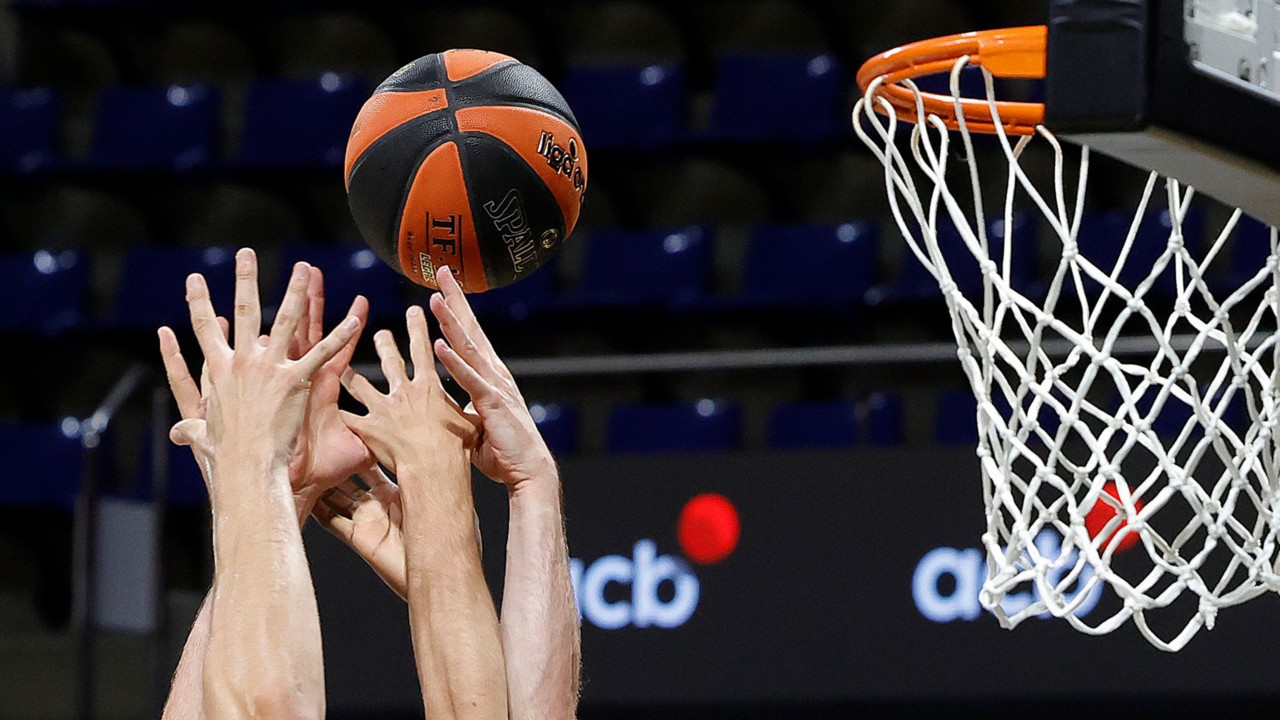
left=1198, top=600, right=1219, bottom=631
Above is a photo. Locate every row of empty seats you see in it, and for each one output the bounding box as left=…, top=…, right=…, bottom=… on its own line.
left=3, top=209, right=1272, bottom=333
left=0, top=53, right=849, bottom=174
left=0, top=394, right=905, bottom=509
left=0, top=381, right=1239, bottom=510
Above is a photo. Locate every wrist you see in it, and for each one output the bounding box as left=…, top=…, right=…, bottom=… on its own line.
left=508, top=464, right=561, bottom=509
left=208, top=448, right=292, bottom=509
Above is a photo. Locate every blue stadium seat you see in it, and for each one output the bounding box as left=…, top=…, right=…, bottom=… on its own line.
left=935, top=390, right=978, bottom=445
left=864, top=392, right=904, bottom=446
left=89, top=84, right=219, bottom=170
left=560, top=63, right=685, bottom=149
left=466, top=259, right=558, bottom=322
left=0, top=421, right=83, bottom=509
left=278, top=244, right=403, bottom=324
left=737, top=222, right=877, bottom=308
left=530, top=402, right=577, bottom=457
left=607, top=400, right=740, bottom=453
left=768, top=400, right=858, bottom=449
left=0, top=88, right=59, bottom=172
left=238, top=74, right=366, bottom=167
left=0, top=249, right=89, bottom=334
left=706, top=54, right=844, bottom=142
left=871, top=212, right=1038, bottom=305
left=110, top=246, right=235, bottom=329
left=569, top=226, right=712, bottom=308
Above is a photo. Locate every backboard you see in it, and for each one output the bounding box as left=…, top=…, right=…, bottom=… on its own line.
left=1046, top=0, right=1280, bottom=226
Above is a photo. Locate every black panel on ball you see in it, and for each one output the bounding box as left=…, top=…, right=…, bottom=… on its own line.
left=375, top=53, right=447, bottom=93
left=346, top=111, right=455, bottom=275
left=450, top=63, right=581, bottom=133
left=457, top=132, right=566, bottom=290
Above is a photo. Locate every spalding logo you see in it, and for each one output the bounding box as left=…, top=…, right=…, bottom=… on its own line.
left=483, top=189, right=538, bottom=275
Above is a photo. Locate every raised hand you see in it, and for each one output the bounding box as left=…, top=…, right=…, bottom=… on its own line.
left=341, top=305, right=508, bottom=719
left=157, top=316, right=228, bottom=482
left=429, top=265, right=556, bottom=491
left=286, top=267, right=375, bottom=516
left=184, top=249, right=362, bottom=468
left=339, top=305, right=480, bottom=474
left=312, top=467, right=406, bottom=600
left=165, top=247, right=363, bottom=720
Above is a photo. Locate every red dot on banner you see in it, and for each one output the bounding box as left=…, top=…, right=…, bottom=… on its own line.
left=678, top=493, right=740, bottom=565
left=1084, top=481, right=1143, bottom=553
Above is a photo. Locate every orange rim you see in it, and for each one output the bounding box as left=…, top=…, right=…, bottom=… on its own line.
left=856, top=26, right=1047, bottom=136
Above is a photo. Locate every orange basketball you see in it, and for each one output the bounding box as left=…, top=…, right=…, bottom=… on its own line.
left=344, top=49, right=587, bottom=292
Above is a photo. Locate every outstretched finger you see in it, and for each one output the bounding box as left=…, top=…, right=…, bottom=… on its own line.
left=323, top=296, right=368, bottom=374
left=405, top=306, right=435, bottom=382
left=373, top=329, right=408, bottom=391
left=296, top=313, right=360, bottom=377
left=429, top=292, right=501, bottom=381
left=231, top=248, right=262, bottom=350
left=307, top=266, right=325, bottom=347
left=434, top=338, right=498, bottom=413
left=436, top=265, right=498, bottom=359
left=268, top=262, right=312, bottom=360
left=288, top=267, right=320, bottom=360
left=185, top=273, right=227, bottom=364
left=339, top=408, right=372, bottom=438
left=157, top=327, right=201, bottom=419
left=340, top=367, right=380, bottom=407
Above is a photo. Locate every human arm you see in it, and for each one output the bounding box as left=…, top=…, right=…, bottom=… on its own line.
left=158, top=265, right=370, bottom=718
left=156, top=318, right=221, bottom=720
left=341, top=307, right=507, bottom=720
left=184, top=249, right=360, bottom=719
left=430, top=266, right=580, bottom=720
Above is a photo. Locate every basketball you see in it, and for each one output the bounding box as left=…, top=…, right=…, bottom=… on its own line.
left=343, top=49, right=587, bottom=292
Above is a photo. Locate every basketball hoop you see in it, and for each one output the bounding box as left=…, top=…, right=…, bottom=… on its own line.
left=855, top=26, right=1280, bottom=651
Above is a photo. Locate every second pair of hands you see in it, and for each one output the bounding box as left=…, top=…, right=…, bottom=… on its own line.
left=159, top=261, right=551, bottom=600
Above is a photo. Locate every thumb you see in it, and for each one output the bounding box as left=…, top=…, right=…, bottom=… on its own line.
left=338, top=409, right=368, bottom=436
left=169, top=418, right=205, bottom=447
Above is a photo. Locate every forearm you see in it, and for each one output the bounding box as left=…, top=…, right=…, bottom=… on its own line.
left=162, top=592, right=212, bottom=720
left=501, top=465, right=580, bottom=720
left=400, top=452, right=507, bottom=720
left=202, top=449, right=325, bottom=720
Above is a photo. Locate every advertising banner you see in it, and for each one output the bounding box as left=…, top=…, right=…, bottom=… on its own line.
left=310, top=448, right=1280, bottom=710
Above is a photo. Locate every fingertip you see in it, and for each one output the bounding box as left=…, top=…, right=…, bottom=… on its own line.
left=342, top=315, right=361, bottom=331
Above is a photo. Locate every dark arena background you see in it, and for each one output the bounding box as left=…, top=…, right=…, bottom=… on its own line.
left=3, top=1, right=1280, bottom=719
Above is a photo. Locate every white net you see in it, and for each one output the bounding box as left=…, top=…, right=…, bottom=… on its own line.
left=854, top=60, right=1280, bottom=650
